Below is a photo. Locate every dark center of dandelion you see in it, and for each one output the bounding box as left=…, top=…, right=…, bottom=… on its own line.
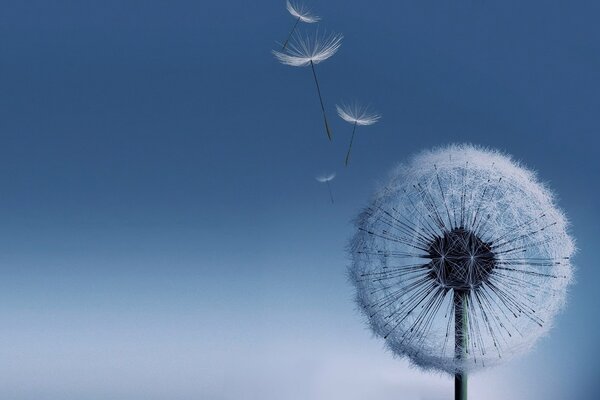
left=427, top=227, right=496, bottom=290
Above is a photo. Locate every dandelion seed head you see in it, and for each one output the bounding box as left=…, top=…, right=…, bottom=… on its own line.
left=273, top=31, right=343, bottom=67
left=286, top=0, right=320, bottom=23
left=349, top=144, right=574, bottom=374
left=336, top=102, right=381, bottom=126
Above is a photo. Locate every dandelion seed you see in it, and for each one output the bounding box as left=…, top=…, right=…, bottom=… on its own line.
left=281, top=1, right=320, bottom=50
left=349, top=144, right=574, bottom=399
left=316, top=172, right=336, bottom=204
left=273, top=31, right=343, bottom=141
left=336, top=102, right=381, bottom=166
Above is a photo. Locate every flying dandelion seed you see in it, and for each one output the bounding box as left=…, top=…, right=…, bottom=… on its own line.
left=336, top=102, right=381, bottom=166
left=316, top=172, right=336, bottom=204
left=273, top=31, right=343, bottom=141
left=348, top=144, right=574, bottom=400
left=281, top=1, right=320, bottom=50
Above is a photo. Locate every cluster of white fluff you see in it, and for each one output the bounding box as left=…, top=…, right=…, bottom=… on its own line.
left=349, top=144, right=574, bottom=374
left=285, top=0, right=320, bottom=23
left=272, top=30, right=343, bottom=67
left=336, top=103, right=381, bottom=126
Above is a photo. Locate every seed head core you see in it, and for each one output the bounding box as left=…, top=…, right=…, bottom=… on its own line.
left=428, top=227, right=496, bottom=290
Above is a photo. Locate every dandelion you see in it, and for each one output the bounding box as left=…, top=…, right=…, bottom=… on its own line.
left=281, top=1, right=320, bottom=50
left=273, top=31, right=343, bottom=141
left=316, top=172, right=336, bottom=204
left=336, top=102, right=381, bottom=166
left=349, top=144, right=574, bottom=399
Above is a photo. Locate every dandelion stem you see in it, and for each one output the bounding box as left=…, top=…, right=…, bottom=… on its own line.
left=455, top=291, right=468, bottom=400
left=282, top=17, right=301, bottom=50
left=326, top=181, right=334, bottom=204
left=310, top=60, right=332, bottom=141
left=345, top=121, right=358, bottom=166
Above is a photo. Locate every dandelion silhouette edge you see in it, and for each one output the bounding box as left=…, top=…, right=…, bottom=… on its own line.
left=348, top=143, right=575, bottom=374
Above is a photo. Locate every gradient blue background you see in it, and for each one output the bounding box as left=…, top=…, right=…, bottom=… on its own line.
left=1, top=1, right=599, bottom=399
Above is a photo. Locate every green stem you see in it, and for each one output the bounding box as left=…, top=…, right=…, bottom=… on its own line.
left=345, top=122, right=357, bottom=166
left=326, top=181, right=334, bottom=204
left=281, top=17, right=300, bottom=50
left=310, top=60, right=332, bottom=141
left=454, top=291, right=468, bottom=400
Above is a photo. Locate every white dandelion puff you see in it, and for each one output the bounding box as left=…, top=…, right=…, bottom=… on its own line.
left=316, top=172, right=336, bottom=204
left=281, top=1, right=320, bottom=50
left=336, top=102, right=381, bottom=166
left=273, top=31, right=342, bottom=67
left=286, top=0, right=320, bottom=23
left=315, top=172, right=336, bottom=183
left=273, top=31, right=343, bottom=140
left=336, top=102, right=381, bottom=126
left=349, top=144, right=574, bottom=398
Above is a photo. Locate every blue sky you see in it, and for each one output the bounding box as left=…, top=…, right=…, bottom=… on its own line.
left=0, top=1, right=599, bottom=399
